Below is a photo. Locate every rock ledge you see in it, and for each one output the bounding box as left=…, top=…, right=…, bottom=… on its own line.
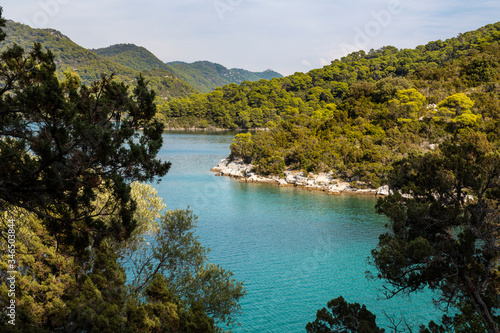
left=211, top=159, right=390, bottom=196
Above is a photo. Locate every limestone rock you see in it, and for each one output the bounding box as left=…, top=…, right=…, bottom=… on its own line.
left=277, top=179, right=288, bottom=186
left=376, top=185, right=391, bottom=196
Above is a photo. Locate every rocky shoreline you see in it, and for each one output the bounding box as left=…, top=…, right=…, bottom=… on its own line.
left=210, top=159, right=390, bottom=196
left=163, top=126, right=270, bottom=132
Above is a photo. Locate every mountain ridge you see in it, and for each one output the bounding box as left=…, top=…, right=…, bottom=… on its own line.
left=0, top=20, right=196, bottom=99
left=1, top=20, right=282, bottom=98
left=94, top=43, right=283, bottom=93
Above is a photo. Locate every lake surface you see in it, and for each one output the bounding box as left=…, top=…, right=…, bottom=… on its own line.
left=153, top=131, right=439, bottom=332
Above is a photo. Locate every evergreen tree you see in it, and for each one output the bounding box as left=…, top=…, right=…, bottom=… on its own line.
left=0, top=10, right=170, bottom=253
left=373, top=132, right=500, bottom=333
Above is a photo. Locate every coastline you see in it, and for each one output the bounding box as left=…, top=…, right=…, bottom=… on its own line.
left=163, top=126, right=270, bottom=132
left=210, top=159, right=390, bottom=196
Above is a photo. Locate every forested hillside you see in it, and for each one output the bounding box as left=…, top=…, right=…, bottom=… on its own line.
left=0, top=21, right=196, bottom=100
left=162, top=22, right=500, bottom=187
left=166, top=61, right=283, bottom=93
left=93, top=44, right=282, bottom=94
left=93, top=43, right=169, bottom=72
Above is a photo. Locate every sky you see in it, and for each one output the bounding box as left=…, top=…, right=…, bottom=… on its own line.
left=2, top=0, right=500, bottom=76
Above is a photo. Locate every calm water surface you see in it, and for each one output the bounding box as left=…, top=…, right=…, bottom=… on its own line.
left=153, top=132, right=439, bottom=332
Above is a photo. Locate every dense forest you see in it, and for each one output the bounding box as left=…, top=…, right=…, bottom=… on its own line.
left=0, top=20, right=196, bottom=100
left=161, top=22, right=500, bottom=188
left=164, top=61, right=282, bottom=94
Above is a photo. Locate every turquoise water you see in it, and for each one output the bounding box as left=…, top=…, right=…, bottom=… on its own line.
left=153, top=132, right=439, bottom=332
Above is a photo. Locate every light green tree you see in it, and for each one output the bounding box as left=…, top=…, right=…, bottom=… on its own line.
left=433, top=93, right=482, bottom=127
left=389, top=88, right=426, bottom=122
left=130, top=208, right=246, bottom=329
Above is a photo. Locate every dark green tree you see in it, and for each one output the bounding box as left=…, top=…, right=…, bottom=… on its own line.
left=306, top=296, right=384, bottom=333
left=0, top=9, right=170, bottom=253
left=373, top=132, right=500, bottom=333
left=229, top=132, right=253, bottom=162
left=130, top=208, right=246, bottom=329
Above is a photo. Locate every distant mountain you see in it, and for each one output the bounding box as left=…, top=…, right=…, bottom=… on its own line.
left=94, top=44, right=283, bottom=93
left=0, top=21, right=196, bottom=100
left=93, top=43, right=168, bottom=72
left=1, top=20, right=283, bottom=97
left=166, top=61, right=283, bottom=93
left=0, top=21, right=134, bottom=82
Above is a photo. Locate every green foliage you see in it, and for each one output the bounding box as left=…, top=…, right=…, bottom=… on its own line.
left=0, top=34, right=171, bottom=250
left=161, top=20, right=500, bottom=129
left=223, top=115, right=396, bottom=185
left=93, top=43, right=170, bottom=72
left=130, top=208, right=246, bottom=329
left=374, top=133, right=500, bottom=332
left=158, top=21, right=500, bottom=189
left=453, top=111, right=482, bottom=127
left=166, top=61, right=282, bottom=93
left=94, top=45, right=282, bottom=96
left=306, top=296, right=384, bottom=333
left=229, top=132, right=254, bottom=163
left=437, top=93, right=474, bottom=113
left=390, top=88, right=426, bottom=122
left=0, top=205, right=226, bottom=332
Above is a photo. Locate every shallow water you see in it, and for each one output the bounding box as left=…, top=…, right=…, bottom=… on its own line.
left=151, top=131, right=440, bottom=332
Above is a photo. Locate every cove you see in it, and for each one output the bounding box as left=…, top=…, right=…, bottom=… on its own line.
left=153, top=131, right=440, bottom=332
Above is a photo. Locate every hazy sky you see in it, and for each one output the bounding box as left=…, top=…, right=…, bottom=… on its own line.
left=2, top=0, right=500, bottom=75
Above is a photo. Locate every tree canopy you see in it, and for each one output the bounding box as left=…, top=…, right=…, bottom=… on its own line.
left=372, top=132, right=500, bottom=332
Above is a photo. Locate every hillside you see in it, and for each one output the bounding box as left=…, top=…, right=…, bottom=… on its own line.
left=94, top=43, right=282, bottom=93
left=166, top=61, right=283, bottom=93
left=92, top=43, right=170, bottom=72
left=160, top=21, right=500, bottom=187
left=0, top=20, right=196, bottom=100
left=0, top=21, right=135, bottom=82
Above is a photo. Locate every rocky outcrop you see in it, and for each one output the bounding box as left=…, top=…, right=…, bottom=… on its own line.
left=375, top=185, right=391, bottom=196
left=211, top=159, right=390, bottom=196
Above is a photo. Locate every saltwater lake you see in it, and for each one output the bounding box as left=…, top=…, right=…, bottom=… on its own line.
left=153, top=131, right=438, bottom=332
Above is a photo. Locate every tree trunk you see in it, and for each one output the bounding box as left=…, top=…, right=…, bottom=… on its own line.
left=465, top=275, right=500, bottom=333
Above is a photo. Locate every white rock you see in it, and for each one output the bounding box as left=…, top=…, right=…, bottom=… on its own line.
left=277, top=179, right=288, bottom=186
left=230, top=169, right=242, bottom=177
left=247, top=175, right=258, bottom=182
left=285, top=174, right=296, bottom=183
left=315, top=173, right=330, bottom=184
left=376, top=185, right=391, bottom=196
left=227, top=162, right=239, bottom=170
left=295, top=176, right=307, bottom=185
